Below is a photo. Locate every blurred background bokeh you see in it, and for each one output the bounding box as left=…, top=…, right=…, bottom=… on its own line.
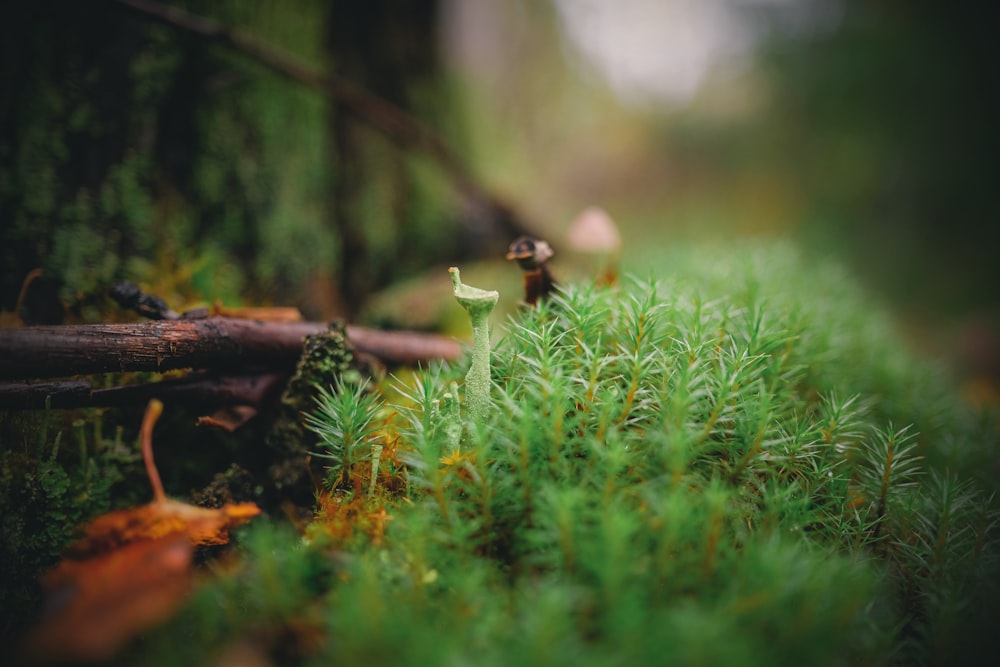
left=3, top=0, right=998, bottom=386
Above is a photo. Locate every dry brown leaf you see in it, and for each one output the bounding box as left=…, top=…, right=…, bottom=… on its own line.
left=22, top=399, right=261, bottom=662
left=66, top=497, right=261, bottom=559
left=211, top=300, right=303, bottom=322
left=196, top=405, right=260, bottom=432
left=67, top=399, right=260, bottom=557
left=22, top=535, right=194, bottom=664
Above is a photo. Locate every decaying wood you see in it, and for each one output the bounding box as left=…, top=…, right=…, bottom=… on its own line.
left=0, top=373, right=287, bottom=410
left=0, top=318, right=461, bottom=381
left=0, top=379, right=94, bottom=409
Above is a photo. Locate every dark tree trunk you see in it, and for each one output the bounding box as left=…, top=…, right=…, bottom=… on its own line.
left=327, top=0, right=443, bottom=317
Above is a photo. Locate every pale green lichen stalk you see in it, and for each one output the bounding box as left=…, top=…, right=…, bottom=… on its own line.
left=449, top=267, right=499, bottom=423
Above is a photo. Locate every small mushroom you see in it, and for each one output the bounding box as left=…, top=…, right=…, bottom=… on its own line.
left=566, top=206, right=621, bottom=285
left=506, top=236, right=554, bottom=271
left=506, top=236, right=557, bottom=305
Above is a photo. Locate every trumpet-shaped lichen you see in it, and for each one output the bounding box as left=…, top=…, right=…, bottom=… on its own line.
left=449, top=266, right=499, bottom=424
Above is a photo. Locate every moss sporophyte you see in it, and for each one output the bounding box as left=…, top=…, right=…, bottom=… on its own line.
left=449, top=267, right=499, bottom=424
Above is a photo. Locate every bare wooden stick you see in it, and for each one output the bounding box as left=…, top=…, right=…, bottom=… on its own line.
left=0, top=318, right=461, bottom=380
left=0, top=372, right=288, bottom=410
left=0, top=380, right=93, bottom=409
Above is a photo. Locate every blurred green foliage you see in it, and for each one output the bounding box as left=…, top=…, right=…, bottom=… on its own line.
left=754, top=2, right=1000, bottom=318
left=0, top=0, right=459, bottom=319
left=0, top=409, right=144, bottom=639
left=2, top=0, right=329, bottom=312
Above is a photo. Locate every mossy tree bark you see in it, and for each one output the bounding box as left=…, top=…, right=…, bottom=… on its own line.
left=0, top=0, right=481, bottom=321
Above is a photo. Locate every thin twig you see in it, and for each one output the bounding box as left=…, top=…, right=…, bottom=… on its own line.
left=0, top=372, right=288, bottom=410
left=140, top=399, right=166, bottom=503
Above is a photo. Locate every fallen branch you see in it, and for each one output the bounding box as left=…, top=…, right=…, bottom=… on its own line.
left=0, top=318, right=461, bottom=380
left=0, top=379, right=93, bottom=410
left=0, top=372, right=287, bottom=410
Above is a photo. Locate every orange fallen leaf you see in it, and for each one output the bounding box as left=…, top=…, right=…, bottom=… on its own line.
left=22, top=399, right=261, bottom=662
left=22, top=535, right=194, bottom=664
left=67, top=496, right=262, bottom=558
left=67, top=398, right=260, bottom=557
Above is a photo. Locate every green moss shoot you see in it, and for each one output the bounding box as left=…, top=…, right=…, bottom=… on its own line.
left=42, top=241, right=1000, bottom=667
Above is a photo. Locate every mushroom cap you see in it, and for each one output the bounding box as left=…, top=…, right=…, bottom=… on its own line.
left=506, top=236, right=554, bottom=270
left=566, top=206, right=621, bottom=253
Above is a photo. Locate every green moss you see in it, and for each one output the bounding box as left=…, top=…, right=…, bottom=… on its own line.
left=0, top=409, right=142, bottom=640
left=265, top=323, right=358, bottom=500
left=12, top=240, right=1000, bottom=666
left=1, top=1, right=339, bottom=310
left=305, top=378, right=384, bottom=490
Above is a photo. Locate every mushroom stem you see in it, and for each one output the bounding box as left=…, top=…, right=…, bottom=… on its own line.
left=506, top=236, right=557, bottom=305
